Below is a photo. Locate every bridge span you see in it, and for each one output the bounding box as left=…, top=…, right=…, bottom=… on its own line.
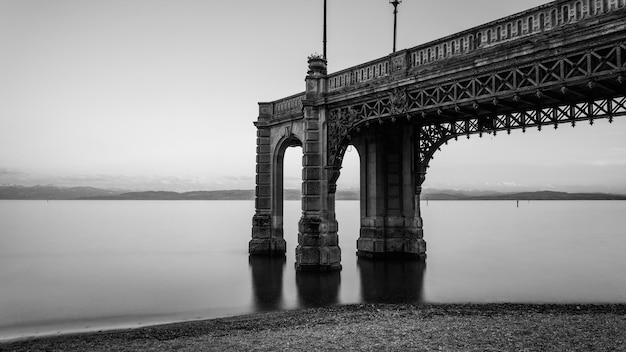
left=250, top=0, right=626, bottom=271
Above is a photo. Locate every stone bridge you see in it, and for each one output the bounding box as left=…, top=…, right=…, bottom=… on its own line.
left=250, top=0, right=626, bottom=271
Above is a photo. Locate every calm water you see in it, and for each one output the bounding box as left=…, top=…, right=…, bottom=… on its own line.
left=1, top=199, right=626, bottom=341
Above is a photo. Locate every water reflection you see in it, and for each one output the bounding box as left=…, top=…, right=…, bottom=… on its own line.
left=248, top=256, right=286, bottom=311
left=358, top=258, right=426, bottom=303
left=296, top=271, right=341, bottom=308
left=4, top=200, right=626, bottom=341
left=249, top=256, right=426, bottom=311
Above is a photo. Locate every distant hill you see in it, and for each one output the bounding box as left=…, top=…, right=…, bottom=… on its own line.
left=84, top=190, right=256, bottom=200
left=2, top=185, right=625, bottom=201
left=422, top=189, right=503, bottom=199
left=84, top=188, right=360, bottom=200
left=422, top=190, right=626, bottom=200
left=0, top=185, right=122, bottom=200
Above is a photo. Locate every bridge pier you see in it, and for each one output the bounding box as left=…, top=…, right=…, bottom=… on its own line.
left=250, top=55, right=430, bottom=270
left=250, top=214, right=286, bottom=255
left=250, top=56, right=342, bottom=271
left=295, top=58, right=342, bottom=271
left=249, top=118, right=287, bottom=256
left=353, top=125, right=427, bottom=259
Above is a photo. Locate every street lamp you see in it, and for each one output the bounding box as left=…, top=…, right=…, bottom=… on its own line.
left=323, top=0, right=327, bottom=59
left=389, top=0, right=402, bottom=53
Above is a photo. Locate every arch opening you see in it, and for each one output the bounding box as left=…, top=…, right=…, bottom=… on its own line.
left=272, top=136, right=303, bottom=251
left=334, top=145, right=362, bottom=256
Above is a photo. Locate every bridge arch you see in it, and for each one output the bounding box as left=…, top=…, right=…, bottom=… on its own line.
left=270, top=134, right=303, bottom=242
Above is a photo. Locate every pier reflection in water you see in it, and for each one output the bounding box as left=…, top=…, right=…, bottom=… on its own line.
left=296, top=271, right=341, bottom=308
left=249, top=255, right=426, bottom=311
left=358, top=258, right=426, bottom=304
left=249, top=256, right=286, bottom=311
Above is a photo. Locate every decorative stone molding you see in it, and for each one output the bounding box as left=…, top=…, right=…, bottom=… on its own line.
left=387, top=87, right=408, bottom=116
left=307, top=54, right=327, bottom=76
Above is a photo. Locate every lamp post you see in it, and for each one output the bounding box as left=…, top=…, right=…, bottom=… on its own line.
left=323, top=0, right=327, bottom=59
left=389, top=0, right=402, bottom=53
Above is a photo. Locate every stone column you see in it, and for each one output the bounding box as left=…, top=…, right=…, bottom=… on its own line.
left=295, top=56, right=341, bottom=271
left=412, top=125, right=427, bottom=257
left=357, top=124, right=426, bottom=258
left=250, top=103, right=286, bottom=256
left=357, top=128, right=386, bottom=254
left=413, top=164, right=427, bottom=256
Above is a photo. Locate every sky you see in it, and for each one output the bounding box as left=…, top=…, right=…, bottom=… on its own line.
left=1, top=0, right=625, bottom=193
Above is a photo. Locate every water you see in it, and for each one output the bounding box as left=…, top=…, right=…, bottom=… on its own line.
left=1, top=199, right=626, bottom=341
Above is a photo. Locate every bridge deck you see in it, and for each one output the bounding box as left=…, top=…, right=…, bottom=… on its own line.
left=264, top=0, right=625, bottom=123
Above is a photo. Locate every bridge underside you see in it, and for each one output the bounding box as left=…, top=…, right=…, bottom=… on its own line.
left=249, top=3, right=626, bottom=271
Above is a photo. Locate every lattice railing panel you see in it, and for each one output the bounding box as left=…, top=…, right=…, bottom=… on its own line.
left=590, top=46, right=621, bottom=73
left=417, top=96, right=626, bottom=164
left=537, top=59, right=563, bottom=84
left=517, top=65, right=539, bottom=88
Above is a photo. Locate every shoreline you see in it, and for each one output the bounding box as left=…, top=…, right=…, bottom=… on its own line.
left=2, top=303, right=625, bottom=351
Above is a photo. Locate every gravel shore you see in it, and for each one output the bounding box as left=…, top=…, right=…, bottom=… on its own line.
left=2, top=304, right=625, bottom=351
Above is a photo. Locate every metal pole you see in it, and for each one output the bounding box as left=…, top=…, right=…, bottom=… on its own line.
left=392, top=1, right=398, bottom=53
left=323, top=0, right=327, bottom=59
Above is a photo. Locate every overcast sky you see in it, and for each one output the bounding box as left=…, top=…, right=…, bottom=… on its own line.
left=1, top=0, right=625, bottom=192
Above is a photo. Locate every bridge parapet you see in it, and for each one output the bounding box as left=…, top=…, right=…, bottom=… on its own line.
left=326, top=0, right=626, bottom=93
left=263, top=0, right=625, bottom=120
left=261, top=92, right=306, bottom=122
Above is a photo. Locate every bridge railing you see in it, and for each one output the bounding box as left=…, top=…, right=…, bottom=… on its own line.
left=326, top=0, right=626, bottom=93
left=264, top=0, right=625, bottom=119
left=327, top=58, right=391, bottom=91
left=270, top=92, right=306, bottom=116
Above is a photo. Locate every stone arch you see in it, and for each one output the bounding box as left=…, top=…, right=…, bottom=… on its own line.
left=270, top=134, right=303, bottom=243
left=328, top=141, right=363, bottom=185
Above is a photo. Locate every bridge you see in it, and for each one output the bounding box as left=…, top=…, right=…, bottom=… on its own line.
left=249, top=0, right=626, bottom=271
